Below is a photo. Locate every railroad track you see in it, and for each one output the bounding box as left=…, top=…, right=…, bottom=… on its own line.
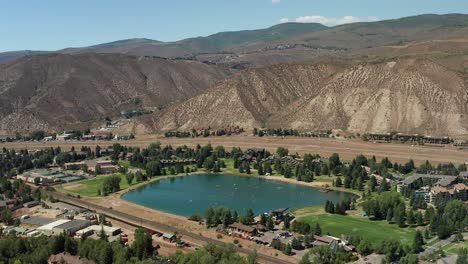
left=50, top=191, right=294, bottom=264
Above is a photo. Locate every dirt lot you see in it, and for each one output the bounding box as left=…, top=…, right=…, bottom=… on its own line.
left=3, top=135, right=468, bottom=165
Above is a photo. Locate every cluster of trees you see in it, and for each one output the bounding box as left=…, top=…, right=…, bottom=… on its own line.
left=99, top=175, right=121, bottom=196
left=0, top=227, right=156, bottom=264
left=364, top=191, right=468, bottom=240
left=171, top=243, right=257, bottom=264
left=253, top=128, right=299, bottom=137
left=300, top=245, right=357, bottom=264
left=204, top=207, right=257, bottom=228
left=324, top=199, right=354, bottom=215
left=165, top=127, right=244, bottom=138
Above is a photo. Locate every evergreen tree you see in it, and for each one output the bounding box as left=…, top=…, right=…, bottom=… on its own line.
left=266, top=215, right=275, bottom=231
left=314, top=223, right=322, bottom=236
left=412, top=230, right=424, bottom=253
left=283, top=243, right=292, bottom=256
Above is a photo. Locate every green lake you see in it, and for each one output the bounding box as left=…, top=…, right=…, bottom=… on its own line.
left=122, top=174, right=357, bottom=217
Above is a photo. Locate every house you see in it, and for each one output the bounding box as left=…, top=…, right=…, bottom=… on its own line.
left=4, top=227, right=28, bottom=236
left=228, top=223, right=257, bottom=238
left=114, top=134, right=133, bottom=140
left=397, top=174, right=459, bottom=191
left=75, top=225, right=121, bottom=238
left=270, top=208, right=289, bottom=221
left=56, top=133, right=73, bottom=141
left=163, top=233, right=176, bottom=242
left=396, top=133, right=420, bottom=142
left=430, top=183, right=468, bottom=202
left=23, top=200, right=40, bottom=208
left=0, top=200, right=7, bottom=210
left=423, top=136, right=450, bottom=144
left=91, top=129, right=112, bottom=140
left=368, top=133, right=392, bottom=141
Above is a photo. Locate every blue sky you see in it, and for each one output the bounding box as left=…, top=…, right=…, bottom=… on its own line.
left=0, top=0, right=467, bottom=52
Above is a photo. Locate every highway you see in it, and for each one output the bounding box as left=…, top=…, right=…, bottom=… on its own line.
left=50, top=191, right=294, bottom=264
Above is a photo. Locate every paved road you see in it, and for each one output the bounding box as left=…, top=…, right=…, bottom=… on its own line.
left=50, top=191, right=293, bottom=264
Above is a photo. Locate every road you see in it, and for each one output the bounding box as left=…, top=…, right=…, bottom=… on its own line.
left=50, top=191, right=294, bottom=264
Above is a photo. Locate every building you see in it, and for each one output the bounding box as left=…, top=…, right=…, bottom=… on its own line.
left=91, top=129, right=112, bottom=140
left=312, top=235, right=355, bottom=252
left=163, top=233, right=176, bottom=242
left=368, top=133, right=392, bottom=141
left=38, top=219, right=90, bottom=236
left=228, top=223, right=257, bottom=238
left=23, top=200, right=40, bottom=208
left=114, top=134, right=133, bottom=140
left=3, top=226, right=28, bottom=236
left=430, top=183, right=468, bottom=202
left=56, top=133, right=73, bottom=141
left=75, top=225, right=121, bottom=238
left=397, top=174, right=459, bottom=192
left=423, top=136, right=450, bottom=144
left=270, top=208, right=289, bottom=221
left=64, top=160, right=119, bottom=174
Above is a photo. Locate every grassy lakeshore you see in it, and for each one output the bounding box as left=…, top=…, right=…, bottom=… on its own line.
left=293, top=206, right=416, bottom=245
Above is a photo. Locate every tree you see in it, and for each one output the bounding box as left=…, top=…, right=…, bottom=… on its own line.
left=125, top=173, right=134, bottom=185
left=368, top=176, right=377, bottom=192
left=132, top=228, right=154, bottom=260
left=31, top=130, right=45, bottom=141
left=259, top=214, right=267, bottom=226
left=335, top=177, right=342, bottom=187
left=283, top=215, right=290, bottom=230
left=262, top=215, right=273, bottom=231
left=283, top=243, right=292, bottom=256
left=412, top=230, right=424, bottom=253
left=400, top=254, right=419, bottom=264
left=357, top=239, right=373, bottom=256
left=242, top=209, right=254, bottom=225
left=291, top=237, right=302, bottom=250
left=247, top=249, right=258, bottom=264
left=311, top=245, right=334, bottom=264
left=276, top=147, right=289, bottom=157
left=98, top=243, right=113, bottom=264
left=313, top=223, right=322, bottom=236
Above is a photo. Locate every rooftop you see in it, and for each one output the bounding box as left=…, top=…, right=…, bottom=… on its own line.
left=38, top=219, right=70, bottom=231
left=229, top=222, right=256, bottom=233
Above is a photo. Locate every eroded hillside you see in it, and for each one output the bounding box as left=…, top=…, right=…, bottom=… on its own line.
left=0, top=53, right=233, bottom=132
left=145, top=58, right=468, bottom=136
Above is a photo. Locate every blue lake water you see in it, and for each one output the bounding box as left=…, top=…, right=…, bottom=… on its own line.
left=122, top=174, right=357, bottom=217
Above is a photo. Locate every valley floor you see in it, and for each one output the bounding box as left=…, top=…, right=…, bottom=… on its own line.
left=3, top=135, right=468, bottom=165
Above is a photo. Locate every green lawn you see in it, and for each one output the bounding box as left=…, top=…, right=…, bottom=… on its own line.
left=443, top=240, right=468, bottom=255
left=60, top=173, right=132, bottom=197
left=298, top=212, right=416, bottom=245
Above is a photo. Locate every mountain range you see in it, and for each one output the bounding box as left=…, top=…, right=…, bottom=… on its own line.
left=1, top=14, right=468, bottom=136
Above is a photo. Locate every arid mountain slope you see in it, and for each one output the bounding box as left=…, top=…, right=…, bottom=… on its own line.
left=0, top=53, right=232, bottom=133
left=146, top=59, right=468, bottom=136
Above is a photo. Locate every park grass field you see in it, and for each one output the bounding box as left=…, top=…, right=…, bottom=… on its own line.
left=296, top=207, right=416, bottom=245
left=60, top=173, right=132, bottom=197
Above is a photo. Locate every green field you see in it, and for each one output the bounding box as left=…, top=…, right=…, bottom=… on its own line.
left=298, top=211, right=416, bottom=245
left=443, top=240, right=468, bottom=255
left=60, top=173, right=133, bottom=197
